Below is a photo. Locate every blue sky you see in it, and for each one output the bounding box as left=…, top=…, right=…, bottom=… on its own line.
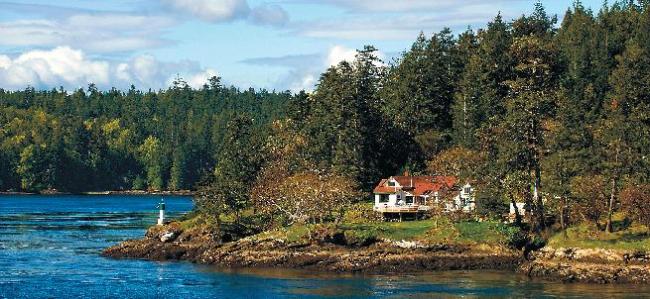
left=0, top=0, right=603, bottom=91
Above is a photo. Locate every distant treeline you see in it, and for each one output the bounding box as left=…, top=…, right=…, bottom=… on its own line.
left=0, top=78, right=294, bottom=192
left=2, top=1, right=650, bottom=231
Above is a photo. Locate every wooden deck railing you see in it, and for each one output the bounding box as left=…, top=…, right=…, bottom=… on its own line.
left=373, top=205, right=430, bottom=213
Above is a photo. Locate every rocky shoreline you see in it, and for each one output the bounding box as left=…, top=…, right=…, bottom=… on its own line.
left=102, top=223, right=521, bottom=273
left=520, top=247, right=650, bottom=284
left=103, top=223, right=650, bottom=282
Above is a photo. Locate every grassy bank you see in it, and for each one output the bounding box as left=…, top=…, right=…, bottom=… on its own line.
left=547, top=223, right=650, bottom=251
left=252, top=218, right=520, bottom=249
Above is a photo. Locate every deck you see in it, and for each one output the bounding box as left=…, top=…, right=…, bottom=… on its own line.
left=373, top=205, right=430, bottom=213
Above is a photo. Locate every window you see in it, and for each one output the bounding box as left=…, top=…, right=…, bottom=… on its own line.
left=464, top=187, right=471, bottom=194
left=405, top=196, right=414, bottom=204
left=388, top=180, right=395, bottom=187
left=379, top=194, right=389, bottom=203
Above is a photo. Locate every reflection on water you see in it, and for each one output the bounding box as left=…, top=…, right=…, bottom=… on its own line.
left=1, top=195, right=650, bottom=298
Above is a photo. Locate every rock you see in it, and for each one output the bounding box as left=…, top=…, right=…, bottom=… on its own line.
left=145, top=222, right=182, bottom=242
left=160, top=231, right=177, bottom=242
left=392, top=240, right=425, bottom=249
left=521, top=246, right=650, bottom=284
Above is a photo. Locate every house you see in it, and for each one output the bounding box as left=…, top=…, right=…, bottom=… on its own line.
left=508, top=196, right=553, bottom=223
left=450, top=183, right=475, bottom=212
left=372, top=174, right=474, bottom=221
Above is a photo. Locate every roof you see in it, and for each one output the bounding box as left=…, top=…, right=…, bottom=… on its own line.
left=373, top=175, right=457, bottom=196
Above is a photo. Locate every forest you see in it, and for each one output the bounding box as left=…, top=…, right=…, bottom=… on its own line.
left=2, top=1, right=650, bottom=233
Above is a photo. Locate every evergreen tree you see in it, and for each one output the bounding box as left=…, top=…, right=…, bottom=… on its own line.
left=137, top=136, right=165, bottom=190
left=381, top=30, right=457, bottom=135
left=453, top=14, right=513, bottom=148
left=497, top=3, right=560, bottom=230
left=213, top=114, right=260, bottom=219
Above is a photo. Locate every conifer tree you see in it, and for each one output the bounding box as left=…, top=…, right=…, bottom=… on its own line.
left=453, top=14, right=513, bottom=148
left=212, top=114, right=260, bottom=219
left=137, top=136, right=165, bottom=191
left=497, top=3, right=559, bottom=231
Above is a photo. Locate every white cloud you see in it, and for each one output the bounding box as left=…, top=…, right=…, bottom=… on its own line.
left=0, top=47, right=218, bottom=90
left=326, top=45, right=357, bottom=67
left=0, top=47, right=110, bottom=88
left=242, top=45, right=384, bottom=92
left=162, top=0, right=289, bottom=27
left=249, top=4, right=289, bottom=27
left=300, top=0, right=526, bottom=13
left=292, top=1, right=522, bottom=40
left=162, top=0, right=250, bottom=22
left=0, top=14, right=175, bottom=53
left=179, top=69, right=220, bottom=89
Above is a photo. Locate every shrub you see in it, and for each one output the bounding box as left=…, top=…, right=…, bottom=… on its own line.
left=308, top=224, right=345, bottom=245
left=498, top=225, right=529, bottom=249
left=342, top=203, right=381, bottom=223
left=570, top=175, right=609, bottom=226
left=620, top=185, right=650, bottom=229
left=343, top=228, right=379, bottom=247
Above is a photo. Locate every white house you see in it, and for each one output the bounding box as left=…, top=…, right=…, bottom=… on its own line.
left=448, top=183, right=475, bottom=212
left=372, top=175, right=474, bottom=220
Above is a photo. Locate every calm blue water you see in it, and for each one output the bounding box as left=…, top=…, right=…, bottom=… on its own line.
left=1, top=195, right=650, bottom=298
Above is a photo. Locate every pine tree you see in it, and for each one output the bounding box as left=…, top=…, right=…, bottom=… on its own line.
left=213, top=114, right=260, bottom=219
left=381, top=30, right=457, bottom=136
left=497, top=3, right=560, bottom=231
left=453, top=14, right=513, bottom=148
left=169, top=148, right=186, bottom=190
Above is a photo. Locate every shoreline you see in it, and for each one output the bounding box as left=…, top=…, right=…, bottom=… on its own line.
left=102, top=222, right=650, bottom=283
left=102, top=223, right=521, bottom=274
left=521, top=246, right=650, bottom=284
left=0, top=190, right=194, bottom=196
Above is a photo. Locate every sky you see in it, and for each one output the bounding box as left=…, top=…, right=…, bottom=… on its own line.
left=0, top=0, right=604, bottom=92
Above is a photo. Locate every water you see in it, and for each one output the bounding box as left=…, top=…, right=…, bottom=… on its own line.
left=1, top=195, right=650, bottom=298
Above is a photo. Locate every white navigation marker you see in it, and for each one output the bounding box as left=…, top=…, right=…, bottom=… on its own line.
left=157, top=199, right=165, bottom=225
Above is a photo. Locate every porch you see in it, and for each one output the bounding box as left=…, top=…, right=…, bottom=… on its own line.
left=374, top=204, right=431, bottom=222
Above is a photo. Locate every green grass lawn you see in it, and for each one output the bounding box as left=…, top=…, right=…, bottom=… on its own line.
left=176, top=205, right=517, bottom=248
left=547, top=223, right=650, bottom=251
left=261, top=218, right=514, bottom=247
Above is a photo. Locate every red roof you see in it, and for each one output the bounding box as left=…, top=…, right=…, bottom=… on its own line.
left=373, top=175, right=456, bottom=196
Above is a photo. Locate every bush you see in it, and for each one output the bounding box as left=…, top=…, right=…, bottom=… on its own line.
left=570, top=175, right=609, bottom=225
left=307, top=224, right=379, bottom=247
left=620, top=185, right=650, bottom=229
left=342, top=202, right=381, bottom=223
left=498, top=225, right=529, bottom=249
left=343, top=227, right=379, bottom=247
left=475, top=186, right=508, bottom=219
left=308, top=224, right=345, bottom=245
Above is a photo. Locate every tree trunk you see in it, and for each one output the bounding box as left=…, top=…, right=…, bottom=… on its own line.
left=533, top=166, right=544, bottom=231
left=606, top=177, right=616, bottom=233
left=560, top=196, right=568, bottom=238
left=213, top=209, right=223, bottom=243
left=560, top=196, right=566, bottom=230
left=524, top=182, right=533, bottom=226
left=510, top=192, right=522, bottom=226
left=606, top=142, right=620, bottom=233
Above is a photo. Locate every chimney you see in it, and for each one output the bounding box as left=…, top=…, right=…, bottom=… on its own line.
left=403, top=169, right=410, bottom=176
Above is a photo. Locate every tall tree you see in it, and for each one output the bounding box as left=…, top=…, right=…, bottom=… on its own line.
left=453, top=14, right=513, bottom=148
left=497, top=3, right=560, bottom=230
left=381, top=30, right=458, bottom=135
left=137, top=136, right=165, bottom=190
left=212, top=114, right=260, bottom=219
